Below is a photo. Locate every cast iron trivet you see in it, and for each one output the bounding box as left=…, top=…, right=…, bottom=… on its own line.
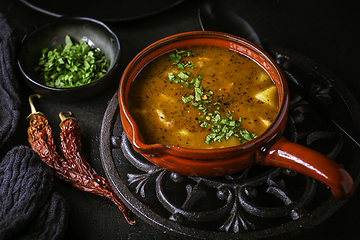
left=100, top=47, right=360, bottom=239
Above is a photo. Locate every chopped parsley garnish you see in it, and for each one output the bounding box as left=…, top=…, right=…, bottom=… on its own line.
left=167, top=49, right=257, bottom=145
left=35, top=35, right=110, bottom=88
left=169, top=50, right=194, bottom=65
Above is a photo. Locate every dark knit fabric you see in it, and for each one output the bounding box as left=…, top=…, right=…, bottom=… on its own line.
left=12, top=192, right=69, bottom=240
left=0, top=14, right=69, bottom=240
left=0, top=14, right=20, bottom=149
left=0, top=148, right=69, bottom=240
left=0, top=146, right=53, bottom=240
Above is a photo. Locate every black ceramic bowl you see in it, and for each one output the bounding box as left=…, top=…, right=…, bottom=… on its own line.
left=17, top=17, right=120, bottom=102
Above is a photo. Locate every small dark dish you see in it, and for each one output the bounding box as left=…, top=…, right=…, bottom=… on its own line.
left=17, top=17, right=120, bottom=102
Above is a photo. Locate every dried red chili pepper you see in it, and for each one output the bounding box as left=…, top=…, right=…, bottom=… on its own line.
left=26, top=94, right=71, bottom=174
left=58, top=111, right=135, bottom=224
left=27, top=94, right=135, bottom=225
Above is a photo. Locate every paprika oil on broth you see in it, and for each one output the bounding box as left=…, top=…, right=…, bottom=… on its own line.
left=127, top=46, right=279, bottom=149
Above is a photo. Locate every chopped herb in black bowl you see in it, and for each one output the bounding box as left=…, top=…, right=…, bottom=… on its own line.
left=35, top=35, right=110, bottom=88
left=17, top=17, right=120, bottom=102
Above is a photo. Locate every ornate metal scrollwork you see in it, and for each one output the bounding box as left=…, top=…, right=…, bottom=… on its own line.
left=116, top=48, right=345, bottom=235
left=101, top=46, right=358, bottom=239
left=120, top=130, right=319, bottom=233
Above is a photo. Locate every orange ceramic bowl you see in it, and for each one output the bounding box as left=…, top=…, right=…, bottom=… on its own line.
left=119, top=31, right=354, bottom=199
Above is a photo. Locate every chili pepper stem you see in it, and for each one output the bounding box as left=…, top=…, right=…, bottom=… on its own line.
left=29, top=93, right=41, bottom=113
left=59, top=111, right=72, bottom=122
left=26, top=94, right=44, bottom=121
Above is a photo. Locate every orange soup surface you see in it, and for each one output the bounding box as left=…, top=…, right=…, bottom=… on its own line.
left=127, top=46, right=279, bottom=149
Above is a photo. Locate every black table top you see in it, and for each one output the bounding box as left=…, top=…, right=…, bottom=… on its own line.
left=1, top=0, right=360, bottom=239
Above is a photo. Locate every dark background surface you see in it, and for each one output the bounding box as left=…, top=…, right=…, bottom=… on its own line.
left=1, top=0, right=360, bottom=239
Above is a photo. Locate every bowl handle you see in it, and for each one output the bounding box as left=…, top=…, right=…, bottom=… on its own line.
left=259, top=136, right=354, bottom=199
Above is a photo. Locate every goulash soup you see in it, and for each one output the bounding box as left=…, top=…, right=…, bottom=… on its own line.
left=127, top=46, right=279, bottom=149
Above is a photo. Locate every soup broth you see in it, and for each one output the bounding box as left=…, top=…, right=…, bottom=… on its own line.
left=127, top=46, right=279, bottom=149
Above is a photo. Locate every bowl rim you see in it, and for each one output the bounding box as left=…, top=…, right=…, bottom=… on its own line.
left=17, top=16, right=121, bottom=92
left=119, top=31, right=289, bottom=156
